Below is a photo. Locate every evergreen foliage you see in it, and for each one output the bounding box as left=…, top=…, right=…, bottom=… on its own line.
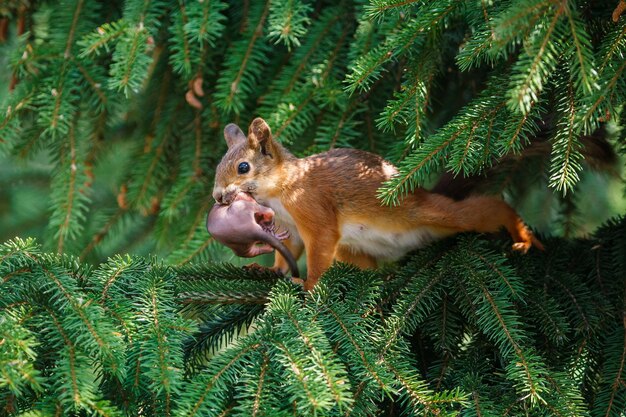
left=1, top=0, right=624, bottom=258
left=1, top=218, right=625, bottom=416
left=0, top=0, right=625, bottom=415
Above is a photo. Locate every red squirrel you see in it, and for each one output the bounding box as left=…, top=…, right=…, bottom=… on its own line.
left=213, top=118, right=543, bottom=290
left=206, top=191, right=299, bottom=277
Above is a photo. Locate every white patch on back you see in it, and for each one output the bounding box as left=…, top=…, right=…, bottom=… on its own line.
left=340, top=223, right=443, bottom=260
left=381, top=161, right=398, bottom=178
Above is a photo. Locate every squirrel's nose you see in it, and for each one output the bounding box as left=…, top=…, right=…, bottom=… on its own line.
left=213, top=185, right=238, bottom=204
left=212, top=189, right=223, bottom=204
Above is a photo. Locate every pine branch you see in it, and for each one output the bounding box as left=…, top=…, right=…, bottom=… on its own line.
left=183, top=304, right=264, bottom=371
left=378, top=80, right=508, bottom=205
left=387, top=354, right=467, bottom=416
left=179, top=283, right=272, bottom=305
left=455, top=0, right=506, bottom=72
left=61, top=0, right=87, bottom=59
left=549, top=76, right=584, bottom=194
left=259, top=6, right=344, bottom=109
left=184, top=0, right=228, bottom=47
left=166, top=213, right=220, bottom=266
left=365, top=0, right=423, bottom=21
left=214, top=1, right=272, bottom=116
left=317, top=299, right=393, bottom=394
left=108, top=26, right=154, bottom=97
left=267, top=0, right=312, bottom=50
left=451, top=238, right=551, bottom=405
left=79, top=20, right=128, bottom=58
left=599, top=20, right=626, bottom=74
left=169, top=0, right=227, bottom=78
left=35, top=67, right=79, bottom=140
left=177, top=338, right=261, bottom=417
left=507, top=7, right=564, bottom=115
left=314, top=100, right=363, bottom=150
left=127, top=96, right=180, bottom=212
left=135, top=266, right=190, bottom=416
left=48, top=116, right=91, bottom=253
left=376, top=48, right=439, bottom=151
left=380, top=262, right=446, bottom=355
left=268, top=86, right=318, bottom=143
left=43, top=308, right=91, bottom=409
left=36, top=257, right=125, bottom=378
left=272, top=340, right=324, bottom=410
left=265, top=286, right=352, bottom=413
left=523, top=292, right=570, bottom=346
left=579, top=20, right=626, bottom=133
left=497, top=98, right=543, bottom=155
left=2, top=218, right=626, bottom=414
left=492, top=0, right=553, bottom=49
left=231, top=351, right=273, bottom=417
left=346, top=1, right=457, bottom=94
left=170, top=1, right=194, bottom=77
left=0, top=310, right=43, bottom=396
left=562, top=2, right=597, bottom=96
left=593, top=314, right=626, bottom=417
left=176, top=264, right=278, bottom=324
left=266, top=16, right=352, bottom=145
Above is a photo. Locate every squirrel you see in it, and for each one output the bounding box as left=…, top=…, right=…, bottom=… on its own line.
left=213, top=118, right=543, bottom=291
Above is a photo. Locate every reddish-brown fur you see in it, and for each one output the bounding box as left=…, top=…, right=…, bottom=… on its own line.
left=213, top=118, right=543, bottom=290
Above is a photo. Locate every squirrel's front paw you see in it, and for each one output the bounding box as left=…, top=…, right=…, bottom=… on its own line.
left=243, top=263, right=275, bottom=273
left=243, top=263, right=292, bottom=279
left=290, top=277, right=305, bottom=287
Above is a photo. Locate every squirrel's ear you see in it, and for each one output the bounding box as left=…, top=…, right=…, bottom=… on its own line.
left=248, top=118, right=274, bottom=156
left=224, top=123, right=246, bottom=148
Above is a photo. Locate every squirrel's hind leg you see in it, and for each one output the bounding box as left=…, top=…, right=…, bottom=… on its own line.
left=452, top=195, right=543, bottom=252
left=335, top=246, right=377, bottom=269
left=299, top=227, right=340, bottom=291
left=417, top=193, right=543, bottom=252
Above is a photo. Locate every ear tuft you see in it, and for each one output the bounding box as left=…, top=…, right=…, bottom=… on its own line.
left=224, top=123, right=246, bottom=148
left=248, top=118, right=273, bottom=155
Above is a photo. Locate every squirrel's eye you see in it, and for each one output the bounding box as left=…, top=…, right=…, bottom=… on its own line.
left=237, top=162, right=250, bottom=175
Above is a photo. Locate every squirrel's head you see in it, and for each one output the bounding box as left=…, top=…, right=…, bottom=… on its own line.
left=213, top=118, right=284, bottom=204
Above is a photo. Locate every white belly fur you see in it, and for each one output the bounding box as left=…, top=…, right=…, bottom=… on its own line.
left=261, top=197, right=440, bottom=260
left=340, top=223, right=443, bottom=260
